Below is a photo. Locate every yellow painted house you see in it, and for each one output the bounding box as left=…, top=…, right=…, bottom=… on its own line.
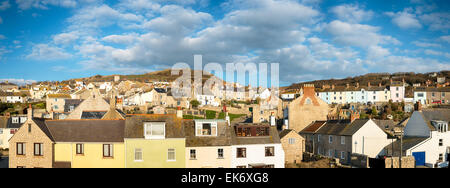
left=46, top=120, right=126, bottom=168
left=124, top=114, right=186, bottom=168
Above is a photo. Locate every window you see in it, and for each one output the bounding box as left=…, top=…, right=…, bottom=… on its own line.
left=134, top=148, right=143, bottom=161
left=396, top=87, right=399, bottom=91
left=195, top=122, right=217, bottom=136
left=144, top=122, right=165, bottom=139
left=317, top=135, right=321, bottom=142
left=341, top=151, right=345, bottom=159
left=20, top=117, right=27, bottom=123
left=17, top=143, right=25, bottom=155
left=218, top=148, right=224, bottom=159
left=76, top=144, right=84, bottom=155
left=237, top=148, right=246, bottom=158
left=34, top=143, right=43, bottom=156
left=167, top=149, right=176, bottom=161
left=54, top=105, right=58, bottom=110
left=288, top=138, right=295, bottom=144
left=439, top=139, right=443, bottom=146
left=329, top=135, right=333, bottom=143
left=439, top=154, right=443, bottom=161
left=69, top=106, right=75, bottom=112
left=341, top=136, right=345, bottom=145
left=328, top=149, right=333, bottom=157
left=265, top=147, right=275, bottom=157
left=12, top=117, right=19, bottom=123
left=418, top=93, right=424, bottom=97
left=0, top=128, right=3, bottom=134
left=103, top=144, right=113, bottom=157
left=305, top=98, right=312, bottom=104
left=28, top=124, right=31, bottom=133
left=396, top=93, right=399, bottom=98
left=432, top=93, right=435, bottom=97
left=190, top=149, right=196, bottom=159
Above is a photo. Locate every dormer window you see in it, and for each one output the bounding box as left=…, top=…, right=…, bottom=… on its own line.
left=144, top=122, right=165, bottom=139
left=195, top=121, right=217, bottom=136
left=12, top=117, right=19, bottom=124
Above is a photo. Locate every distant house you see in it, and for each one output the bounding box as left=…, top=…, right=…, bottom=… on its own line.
left=46, top=94, right=72, bottom=113
left=385, top=109, right=450, bottom=167
left=0, top=114, right=28, bottom=149
left=279, top=129, right=304, bottom=164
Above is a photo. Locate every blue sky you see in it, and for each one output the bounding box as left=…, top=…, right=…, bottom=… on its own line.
left=0, top=0, right=449, bottom=86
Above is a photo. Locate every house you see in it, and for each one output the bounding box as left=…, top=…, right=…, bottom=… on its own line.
left=299, top=121, right=327, bottom=154
left=389, top=81, right=405, bottom=103
left=48, top=119, right=125, bottom=168
left=185, top=119, right=232, bottom=168
left=4, top=92, right=29, bottom=103
left=312, top=119, right=391, bottom=165
left=385, top=108, right=450, bottom=167
left=124, top=114, right=185, bottom=168
left=0, top=114, right=27, bottom=149
left=286, top=84, right=329, bottom=132
left=46, top=94, right=72, bottom=113
left=231, top=123, right=285, bottom=168
left=65, top=89, right=110, bottom=119
left=279, top=129, right=304, bottom=164
left=9, top=108, right=54, bottom=168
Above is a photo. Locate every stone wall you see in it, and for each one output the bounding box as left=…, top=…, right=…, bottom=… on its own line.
left=385, top=156, right=415, bottom=168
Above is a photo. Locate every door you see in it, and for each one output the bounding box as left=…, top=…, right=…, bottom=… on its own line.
left=412, top=152, right=426, bottom=166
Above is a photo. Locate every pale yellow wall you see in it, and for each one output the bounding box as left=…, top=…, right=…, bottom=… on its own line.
left=54, top=143, right=125, bottom=168
left=125, top=138, right=185, bottom=168
left=185, top=146, right=231, bottom=168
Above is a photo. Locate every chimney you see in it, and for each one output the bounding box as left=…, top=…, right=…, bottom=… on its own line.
left=350, top=111, right=360, bottom=122
left=346, top=83, right=350, bottom=89
left=27, top=104, right=33, bottom=120
left=176, top=106, right=183, bottom=118
left=270, top=112, right=276, bottom=127
left=356, top=82, right=360, bottom=88
left=368, top=82, right=371, bottom=87
left=303, top=84, right=316, bottom=96
left=6, top=112, right=10, bottom=119
left=331, top=84, right=335, bottom=90
left=390, top=78, right=393, bottom=84
left=379, top=82, right=382, bottom=87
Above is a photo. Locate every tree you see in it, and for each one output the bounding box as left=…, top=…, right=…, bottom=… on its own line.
left=190, top=100, right=200, bottom=109
left=371, top=106, right=378, bottom=117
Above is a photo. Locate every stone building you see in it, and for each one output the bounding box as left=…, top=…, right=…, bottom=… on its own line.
left=286, top=84, right=329, bottom=132
left=279, top=129, right=304, bottom=164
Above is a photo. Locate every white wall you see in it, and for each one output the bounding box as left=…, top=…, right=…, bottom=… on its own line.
left=231, top=144, right=285, bottom=168
left=406, top=131, right=450, bottom=167
left=352, top=120, right=391, bottom=158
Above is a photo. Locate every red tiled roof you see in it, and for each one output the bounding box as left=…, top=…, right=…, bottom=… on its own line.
left=300, top=121, right=327, bottom=133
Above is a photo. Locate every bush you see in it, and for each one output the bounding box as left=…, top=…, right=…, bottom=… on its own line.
left=205, top=110, right=217, bottom=119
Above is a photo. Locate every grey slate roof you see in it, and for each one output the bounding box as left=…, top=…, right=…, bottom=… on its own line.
left=81, top=111, right=107, bottom=119
left=45, top=119, right=125, bottom=142
left=124, top=114, right=184, bottom=139
left=279, top=129, right=293, bottom=139
left=315, top=119, right=370, bottom=136
left=185, top=120, right=232, bottom=147
left=64, top=99, right=84, bottom=113
left=384, top=137, right=429, bottom=156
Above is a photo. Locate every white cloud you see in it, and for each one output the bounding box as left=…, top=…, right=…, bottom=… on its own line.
left=102, top=33, right=139, bottom=45
left=330, top=4, right=373, bottom=23
left=385, top=10, right=422, bottom=29
left=326, top=20, right=399, bottom=47
left=0, top=79, right=36, bottom=85
left=52, top=32, right=79, bottom=45
left=15, top=0, right=78, bottom=10
left=27, top=44, right=72, bottom=60
left=420, top=12, right=450, bottom=31
left=412, top=41, right=441, bottom=48
left=424, top=49, right=442, bottom=56
left=440, top=35, right=450, bottom=43
left=0, top=0, right=10, bottom=10
left=367, top=45, right=390, bottom=59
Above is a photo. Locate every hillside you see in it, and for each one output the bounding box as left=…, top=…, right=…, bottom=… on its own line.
left=285, top=71, right=450, bottom=90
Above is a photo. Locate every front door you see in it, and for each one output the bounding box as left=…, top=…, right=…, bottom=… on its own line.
left=412, top=152, right=426, bottom=166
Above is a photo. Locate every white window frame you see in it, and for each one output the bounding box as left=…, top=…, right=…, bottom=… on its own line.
left=218, top=148, right=224, bottom=159
left=12, top=117, right=19, bottom=124
left=317, top=135, right=321, bottom=142
left=167, top=148, right=176, bottom=162
left=288, top=138, right=295, bottom=144
left=195, top=121, right=218, bottom=137
left=144, top=122, right=166, bottom=139
left=341, top=151, right=345, bottom=159
left=329, top=135, right=333, bottom=143
left=341, top=136, right=345, bottom=145
left=134, top=148, right=143, bottom=162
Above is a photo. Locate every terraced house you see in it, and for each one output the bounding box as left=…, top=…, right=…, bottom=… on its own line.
left=185, top=119, right=232, bottom=168
left=124, top=114, right=186, bottom=168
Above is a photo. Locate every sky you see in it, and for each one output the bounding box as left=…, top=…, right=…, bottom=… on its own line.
left=0, top=0, right=449, bottom=86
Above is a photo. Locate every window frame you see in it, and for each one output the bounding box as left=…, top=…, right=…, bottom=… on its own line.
left=76, top=143, right=84, bottom=155
left=190, top=149, right=196, bottom=160
left=144, top=122, right=166, bottom=139
left=33, top=143, right=43, bottom=156
left=103, top=144, right=114, bottom=158
left=134, top=148, right=143, bottom=162
left=265, top=146, right=275, bottom=157
left=16, top=142, right=25, bottom=155
left=237, top=148, right=247, bottom=158
left=217, top=148, right=224, bottom=159
left=167, top=148, right=176, bottom=162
